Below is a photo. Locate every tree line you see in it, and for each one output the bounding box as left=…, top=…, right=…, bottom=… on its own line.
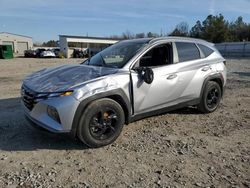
left=113, top=14, right=250, bottom=43
left=38, top=14, right=250, bottom=45
left=172, top=14, right=250, bottom=43
left=34, top=40, right=58, bottom=47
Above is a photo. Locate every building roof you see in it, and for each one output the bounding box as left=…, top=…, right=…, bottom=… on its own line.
left=59, top=34, right=118, bottom=41
left=0, top=32, right=32, bottom=39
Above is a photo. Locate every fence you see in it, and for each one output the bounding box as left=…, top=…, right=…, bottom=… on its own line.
left=215, top=42, right=250, bottom=58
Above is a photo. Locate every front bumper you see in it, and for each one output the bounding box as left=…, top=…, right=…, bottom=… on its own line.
left=21, top=94, right=80, bottom=133
left=24, top=109, right=60, bottom=133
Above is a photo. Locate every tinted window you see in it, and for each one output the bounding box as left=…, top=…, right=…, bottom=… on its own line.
left=139, top=44, right=173, bottom=67
left=197, top=44, right=214, bottom=57
left=175, top=42, right=200, bottom=62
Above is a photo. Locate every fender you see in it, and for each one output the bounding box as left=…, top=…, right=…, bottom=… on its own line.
left=199, top=73, right=225, bottom=100
left=70, top=89, right=131, bottom=138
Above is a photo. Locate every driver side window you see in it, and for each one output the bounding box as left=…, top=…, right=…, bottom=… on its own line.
left=138, top=43, right=173, bottom=67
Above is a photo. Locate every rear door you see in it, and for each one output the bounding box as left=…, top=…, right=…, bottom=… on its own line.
left=173, top=42, right=214, bottom=102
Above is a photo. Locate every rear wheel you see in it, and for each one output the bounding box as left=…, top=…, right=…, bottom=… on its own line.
left=198, top=81, right=222, bottom=113
left=77, top=98, right=125, bottom=148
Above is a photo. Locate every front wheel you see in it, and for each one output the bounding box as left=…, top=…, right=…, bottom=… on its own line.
left=77, top=98, right=125, bottom=148
left=198, top=81, right=222, bottom=113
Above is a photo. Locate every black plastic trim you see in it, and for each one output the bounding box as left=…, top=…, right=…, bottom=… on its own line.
left=200, top=73, right=225, bottom=98
left=130, top=99, right=200, bottom=123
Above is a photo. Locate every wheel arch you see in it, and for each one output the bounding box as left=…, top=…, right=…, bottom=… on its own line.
left=210, top=77, right=223, bottom=94
left=70, top=89, right=131, bottom=138
left=200, top=73, right=225, bottom=100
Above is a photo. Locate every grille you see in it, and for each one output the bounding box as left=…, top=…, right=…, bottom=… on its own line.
left=21, top=86, right=37, bottom=111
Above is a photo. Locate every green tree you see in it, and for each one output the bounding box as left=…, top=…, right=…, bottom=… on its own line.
left=135, top=33, right=145, bottom=38
left=229, top=16, right=249, bottom=41
left=202, top=14, right=229, bottom=43
left=110, top=14, right=250, bottom=42
left=42, top=40, right=58, bottom=47
left=189, top=21, right=203, bottom=38
left=147, top=32, right=159, bottom=38
left=169, top=22, right=189, bottom=37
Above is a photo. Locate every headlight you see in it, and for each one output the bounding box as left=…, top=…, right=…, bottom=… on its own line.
left=47, top=91, right=73, bottom=98
left=34, top=91, right=73, bottom=102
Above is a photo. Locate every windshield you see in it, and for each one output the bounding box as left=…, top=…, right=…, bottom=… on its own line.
left=84, top=39, right=150, bottom=68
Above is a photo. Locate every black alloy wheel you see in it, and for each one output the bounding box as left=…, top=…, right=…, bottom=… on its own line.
left=206, top=87, right=219, bottom=110
left=198, top=81, right=222, bottom=113
left=89, top=108, right=119, bottom=140
left=77, top=98, right=124, bottom=148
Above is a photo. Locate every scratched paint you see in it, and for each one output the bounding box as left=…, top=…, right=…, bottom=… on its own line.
left=23, top=64, right=118, bottom=92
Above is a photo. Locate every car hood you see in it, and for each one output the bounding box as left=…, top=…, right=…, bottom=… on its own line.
left=23, top=64, right=118, bottom=92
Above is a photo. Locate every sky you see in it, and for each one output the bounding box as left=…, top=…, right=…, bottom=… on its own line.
left=0, top=0, right=250, bottom=42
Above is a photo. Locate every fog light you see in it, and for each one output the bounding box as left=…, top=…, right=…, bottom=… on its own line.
left=47, top=105, right=61, bottom=123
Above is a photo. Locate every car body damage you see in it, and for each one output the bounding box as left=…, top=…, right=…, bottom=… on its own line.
left=21, top=37, right=226, bottom=147
left=23, top=64, right=119, bottom=93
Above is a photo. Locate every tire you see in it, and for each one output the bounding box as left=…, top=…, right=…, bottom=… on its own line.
left=77, top=98, right=125, bottom=148
left=198, top=81, right=222, bottom=113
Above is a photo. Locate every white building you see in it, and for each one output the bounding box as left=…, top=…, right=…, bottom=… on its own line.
left=0, top=32, right=33, bottom=54
left=59, top=35, right=118, bottom=58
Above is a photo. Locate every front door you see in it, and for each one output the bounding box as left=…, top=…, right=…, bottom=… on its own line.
left=131, top=64, right=182, bottom=114
left=131, top=43, right=182, bottom=114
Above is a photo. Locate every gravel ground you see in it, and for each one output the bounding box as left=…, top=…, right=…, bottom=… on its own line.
left=0, top=58, right=249, bottom=188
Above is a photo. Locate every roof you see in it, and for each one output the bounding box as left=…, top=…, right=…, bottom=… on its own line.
left=59, top=35, right=213, bottom=46
left=0, top=32, right=32, bottom=39
left=149, top=36, right=214, bottom=46
left=119, top=38, right=152, bottom=43
left=59, top=34, right=118, bottom=41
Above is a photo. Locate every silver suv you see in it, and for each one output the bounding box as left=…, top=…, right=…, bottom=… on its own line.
left=21, top=37, right=226, bottom=148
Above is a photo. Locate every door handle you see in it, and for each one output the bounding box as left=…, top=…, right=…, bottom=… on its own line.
left=167, top=74, right=177, bottom=80
left=201, top=66, right=211, bottom=72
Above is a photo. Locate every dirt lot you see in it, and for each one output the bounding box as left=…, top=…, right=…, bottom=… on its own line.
left=0, top=58, right=249, bottom=188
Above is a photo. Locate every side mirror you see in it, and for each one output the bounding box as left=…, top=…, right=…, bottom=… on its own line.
left=143, top=67, right=154, bottom=84
left=134, top=67, right=154, bottom=84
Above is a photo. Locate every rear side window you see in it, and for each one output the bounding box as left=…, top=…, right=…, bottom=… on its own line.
left=175, top=42, right=200, bottom=62
left=197, top=44, right=214, bottom=57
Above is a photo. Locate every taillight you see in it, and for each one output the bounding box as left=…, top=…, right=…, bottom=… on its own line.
left=223, top=60, right=226, bottom=65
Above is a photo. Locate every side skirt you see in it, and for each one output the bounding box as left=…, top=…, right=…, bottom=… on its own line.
left=129, top=99, right=200, bottom=123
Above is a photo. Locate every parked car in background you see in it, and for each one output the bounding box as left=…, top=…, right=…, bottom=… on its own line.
left=72, top=49, right=86, bottom=58
left=35, top=48, right=46, bottom=58
left=40, top=49, right=56, bottom=58
left=24, top=50, right=36, bottom=58
left=52, top=48, right=60, bottom=57
left=21, top=37, right=226, bottom=148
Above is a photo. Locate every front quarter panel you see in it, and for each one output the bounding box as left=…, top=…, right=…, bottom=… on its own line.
left=69, top=72, right=132, bottom=137
left=73, top=72, right=131, bottom=103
